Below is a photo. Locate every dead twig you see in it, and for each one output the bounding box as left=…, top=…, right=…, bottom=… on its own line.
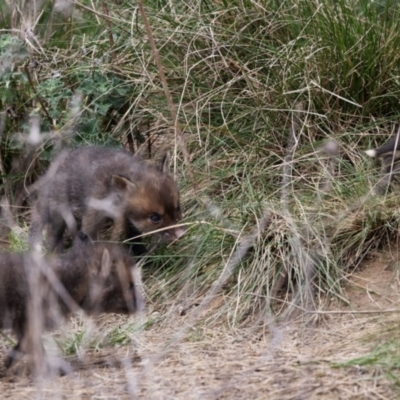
left=137, top=0, right=196, bottom=188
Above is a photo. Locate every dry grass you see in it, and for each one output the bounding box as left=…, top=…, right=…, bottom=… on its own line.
left=1, top=247, right=400, bottom=399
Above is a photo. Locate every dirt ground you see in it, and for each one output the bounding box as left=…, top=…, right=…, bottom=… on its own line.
left=1, top=248, right=400, bottom=399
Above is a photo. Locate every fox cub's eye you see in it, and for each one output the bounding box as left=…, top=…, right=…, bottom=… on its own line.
left=150, top=214, right=162, bottom=223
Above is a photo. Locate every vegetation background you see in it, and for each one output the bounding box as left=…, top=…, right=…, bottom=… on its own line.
left=2, top=0, right=400, bottom=396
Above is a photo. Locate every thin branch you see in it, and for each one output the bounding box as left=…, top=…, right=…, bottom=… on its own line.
left=0, top=113, right=12, bottom=202
left=137, top=0, right=196, bottom=188
left=102, top=1, right=117, bottom=64
left=24, top=64, right=53, bottom=126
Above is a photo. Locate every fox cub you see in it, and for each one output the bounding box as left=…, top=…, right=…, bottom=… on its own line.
left=365, top=130, right=400, bottom=192
left=0, top=233, right=142, bottom=373
left=30, top=146, right=185, bottom=254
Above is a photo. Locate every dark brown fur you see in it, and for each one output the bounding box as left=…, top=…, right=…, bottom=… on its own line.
left=30, top=146, right=184, bottom=254
left=0, top=235, right=142, bottom=374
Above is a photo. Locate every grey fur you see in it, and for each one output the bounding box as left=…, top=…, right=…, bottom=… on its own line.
left=30, top=146, right=184, bottom=254
left=0, top=237, right=142, bottom=374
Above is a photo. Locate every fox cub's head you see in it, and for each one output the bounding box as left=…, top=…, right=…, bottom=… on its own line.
left=111, top=153, right=185, bottom=242
left=80, top=242, right=143, bottom=315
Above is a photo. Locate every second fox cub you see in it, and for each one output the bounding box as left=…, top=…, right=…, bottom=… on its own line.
left=365, top=130, right=400, bottom=192
left=30, top=146, right=185, bottom=254
left=0, top=233, right=142, bottom=374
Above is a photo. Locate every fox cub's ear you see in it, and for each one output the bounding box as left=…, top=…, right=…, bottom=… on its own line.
left=159, top=152, right=170, bottom=174
left=111, top=175, right=137, bottom=191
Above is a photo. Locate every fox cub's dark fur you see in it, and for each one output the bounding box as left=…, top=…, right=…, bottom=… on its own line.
left=0, top=234, right=142, bottom=373
left=30, top=146, right=184, bottom=254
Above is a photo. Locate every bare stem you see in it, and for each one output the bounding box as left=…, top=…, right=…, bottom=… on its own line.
left=137, top=1, right=196, bottom=188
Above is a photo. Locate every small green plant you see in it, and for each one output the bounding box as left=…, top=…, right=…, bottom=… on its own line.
left=8, top=228, right=29, bottom=252
left=57, top=318, right=146, bottom=356
left=334, top=339, right=400, bottom=387
left=59, top=329, right=89, bottom=357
